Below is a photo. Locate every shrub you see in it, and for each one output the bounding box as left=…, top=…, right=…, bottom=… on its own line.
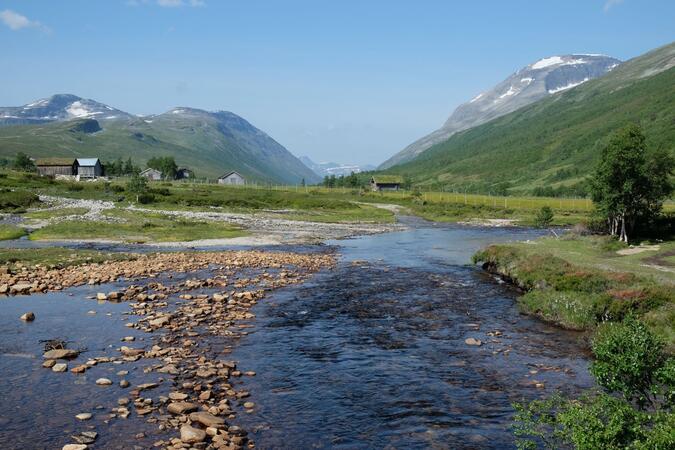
left=137, top=193, right=155, bottom=204
left=534, top=206, right=554, bottom=228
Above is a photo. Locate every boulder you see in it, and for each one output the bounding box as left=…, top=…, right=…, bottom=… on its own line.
left=180, top=424, right=206, bottom=444
left=168, top=401, right=198, bottom=415
left=189, top=411, right=225, bottom=428
left=20, top=312, right=35, bottom=321
left=43, top=349, right=79, bottom=360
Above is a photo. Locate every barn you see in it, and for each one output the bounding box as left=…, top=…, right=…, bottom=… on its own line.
left=370, top=175, right=403, bottom=191
left=140, top=168, right=162, bottom=181
left=218, top=171, right=246, bottom=185
left=76, top=158, right=102, bottom=179
left=35, top=158, right=79, bottom=177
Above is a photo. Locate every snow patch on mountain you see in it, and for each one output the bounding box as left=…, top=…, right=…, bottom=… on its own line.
left=548, top=77, right=589, bottom=94
left=532, top=56, right=564, bottom=69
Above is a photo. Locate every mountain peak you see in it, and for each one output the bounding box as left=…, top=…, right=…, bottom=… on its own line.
left=0, top=94, right=133, bottom=125
left=379, top=53, right=621, bottom=169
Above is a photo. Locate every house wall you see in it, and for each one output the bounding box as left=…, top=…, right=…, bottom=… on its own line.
left=372, top=183, right=400, bottom=192
left=218, top=173, right=245, bottom=185
left=38, top=165, right=75, bottom=176
left=78, top=162, right=102, bottom=178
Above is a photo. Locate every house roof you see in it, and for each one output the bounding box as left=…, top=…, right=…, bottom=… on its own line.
left=218, top=171, right=244, bottom=179
left=76, top=158, right=100, bottom=167
left=35, top=158, right=76, bottom=166
left=140, top=168, right=161, bottom=174
left=371, top=175, right=403, bottom=184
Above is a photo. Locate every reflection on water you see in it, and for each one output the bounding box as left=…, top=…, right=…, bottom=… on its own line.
left=229, top=220, right=592, bottom=449
left=0, top=218, right=590, bottom=449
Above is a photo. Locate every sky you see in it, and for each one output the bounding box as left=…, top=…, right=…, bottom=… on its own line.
left=1, top=1, right=674, bottom=166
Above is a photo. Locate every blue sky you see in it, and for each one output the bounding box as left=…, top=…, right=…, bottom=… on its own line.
left=1, top=1, right=673, bottom=166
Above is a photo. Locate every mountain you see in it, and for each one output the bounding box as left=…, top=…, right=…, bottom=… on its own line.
left=379, top=54, right=621, bottom=169
left=299, top=156, right=376, bottom=177
left=0, top=94, right=134, bottom=126
left=0, top=99, right=319, bottom=184
left=382, top=41, right=675, bottom=195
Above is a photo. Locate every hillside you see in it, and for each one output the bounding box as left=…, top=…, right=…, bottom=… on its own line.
left=383, top=42, right=675, bottom=194
left=0, top=99, right=319, bottom=184
left=379, top=54, right=621, bottom=169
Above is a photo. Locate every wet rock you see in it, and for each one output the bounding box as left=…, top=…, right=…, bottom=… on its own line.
left=20, top=312, right=35, bottom=321
left=119, top=379, right=130, bottom=388
left=189, top=411, right=225, bottom=428
left=465, top=338, right=483, bottom=346
left=243, top=402, right=255, bottom=409
left=95, top=378, right=112, bottom=386
left=10, top=283, right=32, bottom=294
left=137, top=382, right=159, bottom=391
left=43, top=359, right=56, bottom=368
left=52, top=363, right=68, bottom=372
left=180, top=424, right=206, bottom=443
left=168, top=401, right=198, bottom=415
left=169, top=392, right=188, bottom=401
left=96, top=292, right=107, bottom=301
left=43, top=349, right=79, bottom=360
left=75, top=412, right=92, bottom=420
left=62, top=445, right=88, bottom=450
left=149, top=315, right=171, bottom=327
left=0, top=283, right=8, bottom=294
left=71, top=365, right=87, bottom=374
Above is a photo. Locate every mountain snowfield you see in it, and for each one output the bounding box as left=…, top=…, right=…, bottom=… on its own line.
left=299, top=156, right=376, bottom=177
left=0, top=95, right=320, bottom=184
left=379, top=54, right=621, bottom=169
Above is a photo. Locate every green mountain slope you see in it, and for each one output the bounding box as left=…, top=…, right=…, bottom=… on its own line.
left=0, top=106, right=319, bottom=184
left=384, top=42, right=675, bottom=195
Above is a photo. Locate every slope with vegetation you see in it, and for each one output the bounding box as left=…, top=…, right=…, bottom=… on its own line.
left=382, top=42, right=675, bottom=195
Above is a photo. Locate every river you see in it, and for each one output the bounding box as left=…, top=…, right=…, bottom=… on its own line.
left=0, top=216, right=593, bottom=449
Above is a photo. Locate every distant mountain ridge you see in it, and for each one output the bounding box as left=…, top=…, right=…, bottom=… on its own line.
left=382, top=41, right=675, bottom=194
left=299, top=156, right=376, bottom=177
left=379, top=54, right=621, bottom=169
left=0, top=95, right=319, bottom=184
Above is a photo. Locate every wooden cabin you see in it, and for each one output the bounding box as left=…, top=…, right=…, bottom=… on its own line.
left=140, top=168, right=162, bottom=181
left=76, top=158, right=102, bottom=179
left=35, top=158, right=78, bottom=177
left=218, top=171, right=246, bottom=185
left=370, top=175, right=403, bottom=191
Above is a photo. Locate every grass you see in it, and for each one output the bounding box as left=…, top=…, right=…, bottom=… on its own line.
left=0, top=224, right=27, bottom=240
left=24, top=207, right=89, bottom=219
left=0, top=188, right=40, bottom=212
left=30, top=209, right=247, bottom=243
left=0, top=247, right=135, bottom=270
left=473, top=234, right=675, bottom=351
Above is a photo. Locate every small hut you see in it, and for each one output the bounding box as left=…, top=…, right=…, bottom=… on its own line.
left=35, top=158, right=78, bottom=177
left=76, top=158, right=102, bottom=179
left=370, top=175, right=403, bottom=191
left=218, top=171, right=246, bottom=185
left=140, top=168, right=162, bottom=181
left=176, top=167, right=193, bottom=180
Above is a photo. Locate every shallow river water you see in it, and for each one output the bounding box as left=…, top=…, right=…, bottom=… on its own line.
left=0, top=217, right=593, bottom=449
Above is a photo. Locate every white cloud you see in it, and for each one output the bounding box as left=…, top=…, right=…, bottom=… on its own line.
left=603, top=0, right=624, bottom=12
left=0, top=9, right=47, bottom=31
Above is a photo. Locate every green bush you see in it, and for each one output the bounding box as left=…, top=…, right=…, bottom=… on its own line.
left=534, top=206, right=554, bottom=228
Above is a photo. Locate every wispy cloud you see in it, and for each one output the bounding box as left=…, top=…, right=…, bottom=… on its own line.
left=128, top=0, right=205, bottom=7
left=0, top=9, right=49, bottom=32
left=603, top=0, right=624, bottom=13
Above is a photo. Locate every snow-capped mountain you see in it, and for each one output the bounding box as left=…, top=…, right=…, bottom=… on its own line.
left=0, top=94, right=134, bottom=126
left=379, top=54, right=622, bottom=169
left=299, top=156, right=376, bottom=177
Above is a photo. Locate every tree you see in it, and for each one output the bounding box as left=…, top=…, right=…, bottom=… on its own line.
left=589, top=125, right=674, bottom=242
left=123, top=157, right=135, bottom=175
left=147, top=156, right=178, bottom=180
left=300, top=178, right=306, bottom=187
left=534, top=206, right=554, bottom=228
left=13, top=152, right=36, bottom=172
left=126, top=173, right=148, bottom=194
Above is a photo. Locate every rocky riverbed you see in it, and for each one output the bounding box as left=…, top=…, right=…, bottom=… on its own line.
left=1, top=249, right=335, bottom=449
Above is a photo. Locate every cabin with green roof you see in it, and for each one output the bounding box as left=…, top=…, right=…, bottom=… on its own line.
left=35, top=158, right=78, bottom=177
left=370, top=175, right=403, bottom=191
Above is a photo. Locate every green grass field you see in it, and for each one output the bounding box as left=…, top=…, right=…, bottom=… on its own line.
left=0, top=224, right=27, bottom=240
left=474, top=235, right=675, bottom=351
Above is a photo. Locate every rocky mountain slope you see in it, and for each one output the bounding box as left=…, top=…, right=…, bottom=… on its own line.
left=0, top=98, right=319, bottom=184
left=379, top=54, right=621, bottom=169
left=381, top=41, right=675, bottom=194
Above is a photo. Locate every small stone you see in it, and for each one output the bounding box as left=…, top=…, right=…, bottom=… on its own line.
left=63, top=445, right=88, bottom=450
left=465, top=338, right=483, bottom=346
left=76, top=413, right=92, bottom=420
left=43, top=359, right=56, bottom=368
left=243, top=402, right=255, bottom=409
left=52, top=363, right=68, bottom=372
left=96, top=292, right=107, bottom=301
left=167, top=401, right=198, bottom=415
left=20, top=312, right=35, bottom=321
left=43, top=349, right=79, bottom=360
left=180, top=424, right=206, bottom=444
left=71, top=365, right=87, bottom=374
left=121, top=336, right=135, bottom=342
left=169, top=392, right=188, bottom=401
left=96, top=378, right=112, bottom=386
left=119, top=379, right=130, bottom=388
left=189, top=411, right=225, bottom=428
